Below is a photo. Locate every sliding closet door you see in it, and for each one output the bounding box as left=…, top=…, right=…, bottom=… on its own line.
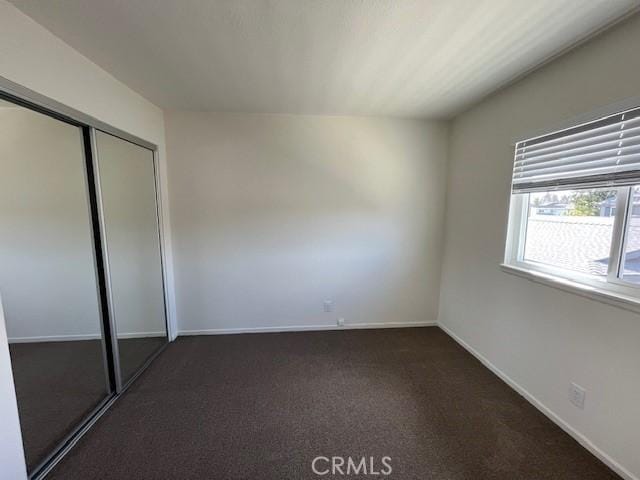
left=0, top=101, right=111, bottom=473
left=95, top=131, right=167, bottom=386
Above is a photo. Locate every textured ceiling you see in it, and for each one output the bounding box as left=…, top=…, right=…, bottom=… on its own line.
left=9, top=0, right=640, bottom=118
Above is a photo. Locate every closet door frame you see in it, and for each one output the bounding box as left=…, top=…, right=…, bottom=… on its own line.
left=0, top=78, right=171, bottom=479
left=90, top=129, right=170, bottom=392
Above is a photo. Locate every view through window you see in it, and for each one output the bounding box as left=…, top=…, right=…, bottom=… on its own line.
left=622, top=186, right=640, bottom=284
left=523, top=188, right=617, bottom=277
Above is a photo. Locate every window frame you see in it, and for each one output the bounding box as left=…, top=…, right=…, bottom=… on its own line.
left=503, top=185, right=640, bottom=303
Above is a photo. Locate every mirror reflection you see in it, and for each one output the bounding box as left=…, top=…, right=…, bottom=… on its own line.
left=95, top=131, right=167, bottom=384
left=0, top=100, right=110, bottom=472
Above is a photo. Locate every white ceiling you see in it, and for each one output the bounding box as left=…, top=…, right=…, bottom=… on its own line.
left=9, top=0, right=640, bottom=118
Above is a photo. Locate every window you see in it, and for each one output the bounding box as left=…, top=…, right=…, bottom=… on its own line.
left=504, top=106, right=640, bottom=302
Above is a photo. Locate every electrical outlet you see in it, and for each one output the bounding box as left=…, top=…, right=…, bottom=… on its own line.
left=323, top=300, right=333, bottom=313
left=337, top=317, right=345, bottom=327
left=569, top=383, right=586, bottom=409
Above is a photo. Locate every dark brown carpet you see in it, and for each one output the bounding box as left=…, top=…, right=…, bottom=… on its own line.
left=119, top=336, right=167, bottom=384
left=47, top=327, right=619, bottom=479
left=9, top=337, right=165, bottom=473
left=9, top=340, right=107, bottom=472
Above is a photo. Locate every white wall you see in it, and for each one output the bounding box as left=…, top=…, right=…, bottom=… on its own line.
left=439, top=13, right=640, bottom=480
left=0, top=106, right=104, bottom=342
left=0, top=1, right=175, bottom=477
left=166, top=112, right=448, bottom=334
left=0, top=294, right=26, bottom=479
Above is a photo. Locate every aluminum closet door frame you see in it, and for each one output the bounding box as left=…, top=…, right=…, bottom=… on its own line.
left=90, top=129, right=170, bottom=392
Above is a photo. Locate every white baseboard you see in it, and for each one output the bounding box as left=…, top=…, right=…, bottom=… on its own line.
left=179, top=320, right=437, bottom=336
left=8, top=331, right=165, bottom=343
left=8, top=333, right=101, bottom=343
left=118, top=331, right=166, bottom=339
left=438, top=322, right=637, bottom=480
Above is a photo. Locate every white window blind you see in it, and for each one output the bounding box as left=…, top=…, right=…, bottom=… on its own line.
left=512, top=107, right=640, bottom=193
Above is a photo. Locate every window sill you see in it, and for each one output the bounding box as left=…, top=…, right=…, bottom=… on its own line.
left=500, top=263, right=640, bottom=315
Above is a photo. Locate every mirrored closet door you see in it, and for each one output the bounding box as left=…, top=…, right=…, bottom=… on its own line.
left=94, top=131, right=168, bottom=386
left=0, top=100, right=112, bottom=473
left=0, top=94, right=168, bottom=479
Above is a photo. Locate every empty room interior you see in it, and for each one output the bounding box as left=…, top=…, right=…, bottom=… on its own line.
left=2, top=1, right=640, bottom=479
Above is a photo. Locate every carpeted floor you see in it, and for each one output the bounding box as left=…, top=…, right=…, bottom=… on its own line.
left=9, top=337, right=165, bottom=473
left=118, top=336, right=167, bottom=385
left=47, top=327, right=619, bottom=479
left=9, top=340, right=107, bottom=472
